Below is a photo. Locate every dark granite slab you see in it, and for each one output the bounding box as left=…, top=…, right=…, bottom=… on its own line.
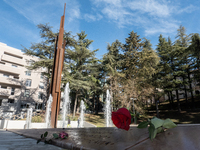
left=7, top=125, right=200, bottom=150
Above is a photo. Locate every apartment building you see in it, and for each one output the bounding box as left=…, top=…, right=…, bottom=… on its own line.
left=0, top=42, right=47, bottom=119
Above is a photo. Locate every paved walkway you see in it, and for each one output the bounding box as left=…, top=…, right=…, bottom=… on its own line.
left=0, top=129, right=65, bottom=150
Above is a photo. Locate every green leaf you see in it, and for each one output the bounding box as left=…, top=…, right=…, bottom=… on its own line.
left=53, top=133, right=59, bottom=139
left=156, top=127, right=164, bottom=134
left=41, top=134, right=43, bottom=139
left=37, top=139, right=41, bottom=144
left=163, top=119, right=177, bottom=129
left=137, top=121, right=149, bottom=128
left=44, top=131, right=48, bottom=138
left=151, top=117, right=164, bottom=129
left=148, top=123, right=157, bottom=140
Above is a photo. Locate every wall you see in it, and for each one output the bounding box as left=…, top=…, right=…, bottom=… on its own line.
left=0, top=120, right=80, bottom=129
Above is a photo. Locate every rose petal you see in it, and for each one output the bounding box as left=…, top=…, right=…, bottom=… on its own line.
left=111, top=108, right=131, bottom=131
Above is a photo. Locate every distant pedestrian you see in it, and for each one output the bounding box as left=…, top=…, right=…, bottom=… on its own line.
left=77, top=118, right=80, bottom=128
left=67, top=117, right=71, bottom=127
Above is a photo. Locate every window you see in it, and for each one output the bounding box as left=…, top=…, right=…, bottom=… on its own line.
left=24, top=89, right=30, bottom=97
left=11, top=88, right=15, bottom=95
left=8, top=99, right=14, bottom=103
left=0, top=99, right=2, bottom=106
left=40, top=73, right=44, bottom=79
left=38, top=92, right=43, bottom=99
left=14, top=76, right=19, bottom=79
left=21, top=104, right=26, bottom=108
left=12, top=64, right=18, bottom=67
left=3, top=74, right=9, bottom=77
left=25, top=70, right=31, bottom=76
left=39, top=82, right=44, bottom=89
left=1, top=86, right=7, bottom=89
left=25, top=79, right=32, bottom=87
left=35, top=103, right=43, bottom=109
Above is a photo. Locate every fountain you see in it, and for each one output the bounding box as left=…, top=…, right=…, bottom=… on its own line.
left=80, top=100, right=86, bottom=128
left=45, top=94, right=53, bottom=128
left=26, top=108, right=32, bottom=129
left=104, top=89, right=112, bottom=127
left=62, top=82, right=71, bottom=128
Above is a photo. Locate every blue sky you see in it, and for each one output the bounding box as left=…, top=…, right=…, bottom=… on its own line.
left=0, top=0, right=200, bottom=58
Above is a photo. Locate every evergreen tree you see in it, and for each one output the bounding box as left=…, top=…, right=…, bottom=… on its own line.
left=63, top=31, right=99, bottom=118
left=188, top=33, right=200, bottom=108
left=102, top=40, right=124, bottom=110
left=156, top=35, right=175, bottom=109
left=22, top=23, right=74, bottom=103
left=175, top=25, right=193, bottom=108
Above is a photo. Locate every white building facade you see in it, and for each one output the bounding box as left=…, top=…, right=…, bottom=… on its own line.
left=0, top=42, right=47, bottom=119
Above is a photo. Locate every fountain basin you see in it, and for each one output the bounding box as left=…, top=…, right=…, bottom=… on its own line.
left=7, top=125, right=200, bottom=150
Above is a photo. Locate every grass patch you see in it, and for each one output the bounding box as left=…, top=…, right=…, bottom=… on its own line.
left=85, top=113, right=105, bottom=127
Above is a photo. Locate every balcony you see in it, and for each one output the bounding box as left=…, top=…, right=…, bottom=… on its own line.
left=1, top=105, right=15, bottom=111
left=0, top=63, right=20, bottom=75
left=0, top=77, right=21, bottom=86
left=1, top=54, right=24, bottom=66
left=0, top=88, right=10, bottom=96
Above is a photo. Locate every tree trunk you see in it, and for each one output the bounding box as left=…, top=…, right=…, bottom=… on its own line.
left=183, top=76, right=188, bottom=108
left=73, top=92, right=78, bottom=118
left=76, top=105, right=80, bottom=114
left=168, top=92, right=172, bottom=110
left=95, top=94, right=99, bottom=115
left=155, top=97, right=159, bottom=118
left=175, top=89, right=181, bottom=113
left=93, top=92, right=95, bottom=113
left=154, top=89, right=159, bottom=118
left=188, top=72, right=194, bottom=108
left=170, top=91, right=174, bottom=109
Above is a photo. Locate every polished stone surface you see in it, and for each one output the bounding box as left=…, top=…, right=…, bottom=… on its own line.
left=8, top=125, right=200, bottom=150
left=0, top=129, right=64, bottom=150
left=8, top=127, right=148, bottom=150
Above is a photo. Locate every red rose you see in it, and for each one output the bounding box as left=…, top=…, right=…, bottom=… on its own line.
left=59, top=131, right=68, bottom=139
left=112, top=108, right=131, bottom=131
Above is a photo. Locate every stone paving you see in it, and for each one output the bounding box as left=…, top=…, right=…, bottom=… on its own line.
left=0, top=129, right=65, bottom=150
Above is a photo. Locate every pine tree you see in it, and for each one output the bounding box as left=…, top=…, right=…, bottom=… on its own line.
left=122, top=31, right=143, bottom=80
left=175, top=25, right=193, bottom=108
left=63, top=31, right=99, bottom=118
left=102, top=40, right=124, bottom=110
left=141, top=38, right=160, bottom=116
left=156, top=35, right=174, bottom=109
left=22, top=23, right=74, bottom=103
left=188, top=33, right=200, bottom=108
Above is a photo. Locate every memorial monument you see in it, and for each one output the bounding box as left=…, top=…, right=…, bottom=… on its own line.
left=49, top=3, right=66, bottom=128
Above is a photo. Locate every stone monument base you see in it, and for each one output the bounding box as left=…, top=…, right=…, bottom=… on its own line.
left=7, top=124, right=200, bottom=150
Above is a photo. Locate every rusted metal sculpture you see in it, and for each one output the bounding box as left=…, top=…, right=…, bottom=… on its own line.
left=49, top=3, right=66, bottom=128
